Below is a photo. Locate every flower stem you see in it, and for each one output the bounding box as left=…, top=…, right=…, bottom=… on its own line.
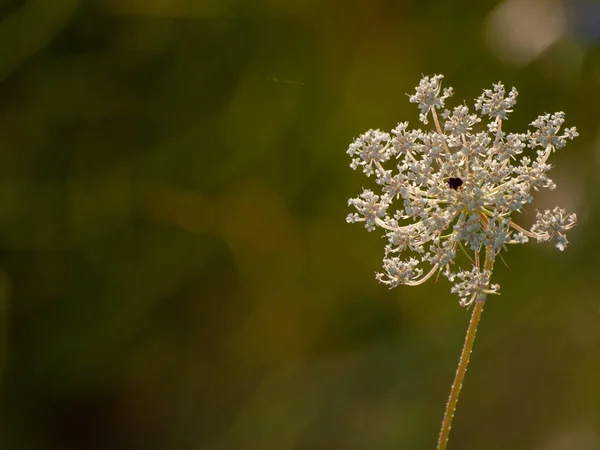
left=436, top=247, right=495, bottom=450
left=436, top=296, right=484, bottom=450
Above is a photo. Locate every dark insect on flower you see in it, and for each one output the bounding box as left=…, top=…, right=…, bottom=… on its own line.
left=447, top=177, right=463, bottom=190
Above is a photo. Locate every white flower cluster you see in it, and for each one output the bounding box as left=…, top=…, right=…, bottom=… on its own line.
left=346, top=75, right=577, bottom=306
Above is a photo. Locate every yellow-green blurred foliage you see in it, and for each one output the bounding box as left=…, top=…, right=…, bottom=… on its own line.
left=0, top=1, right=599, bottom=449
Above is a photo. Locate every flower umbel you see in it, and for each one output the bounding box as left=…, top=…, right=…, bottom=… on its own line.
left=347, top=75, right=577, bottom=306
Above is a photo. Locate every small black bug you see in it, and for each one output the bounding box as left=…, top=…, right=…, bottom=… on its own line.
left=447, top=177, right=463, bottom=190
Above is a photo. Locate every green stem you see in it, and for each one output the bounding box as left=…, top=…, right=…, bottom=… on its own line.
left=436, top=247, right=495, bottom=450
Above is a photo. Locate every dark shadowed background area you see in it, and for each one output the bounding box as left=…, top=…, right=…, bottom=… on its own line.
left=0, top=0, right=599, bottom=449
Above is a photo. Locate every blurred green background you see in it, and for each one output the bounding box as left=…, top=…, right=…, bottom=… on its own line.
left=0, top=0, right=599, bottom=449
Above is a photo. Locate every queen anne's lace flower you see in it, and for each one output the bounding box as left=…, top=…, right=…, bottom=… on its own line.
left=347, top=75, right=577, bottom=306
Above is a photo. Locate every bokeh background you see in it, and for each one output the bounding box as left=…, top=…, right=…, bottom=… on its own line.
left=0, top=0, right=599, bottom=449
